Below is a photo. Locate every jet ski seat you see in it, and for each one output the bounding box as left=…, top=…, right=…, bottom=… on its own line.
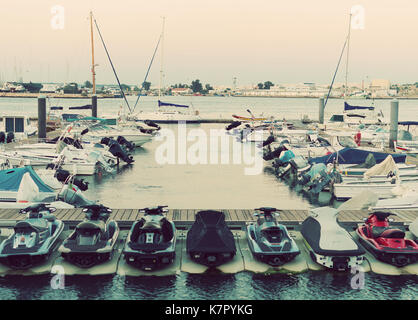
left=372, top=226, right=405, bottom=238
left=380, top=229, right=405, bottom=239
left=262, top=229, right=283, bottom=243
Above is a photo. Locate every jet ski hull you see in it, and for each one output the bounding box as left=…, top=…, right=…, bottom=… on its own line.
left=356, top=227, right=418, bottom=267
left=124, top=249, right=175, bottom=271
left=246, top=224, right=300, bottom=266
left=0, top=221, right=64, bottom=269
left=123, top=210, right=177, bottom=271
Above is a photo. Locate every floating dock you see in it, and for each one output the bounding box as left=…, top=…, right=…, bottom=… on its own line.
left=0, top=208, right=416, bottom=229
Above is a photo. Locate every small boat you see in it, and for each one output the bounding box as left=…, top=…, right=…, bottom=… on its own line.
left=356, top=211, right=418, bottom=267
left=186, top=210, right=236, bottom=267
left=59, top=205, right=119, bottom=268
left=301, top=207, right=365, bottom=271
left=123, top=206, right=176, bottom=271
left=0, top=203, right=64, bottom=269
left=232, top=114, right=268, bottom=122
left=246, top=207, right=300, bottom=266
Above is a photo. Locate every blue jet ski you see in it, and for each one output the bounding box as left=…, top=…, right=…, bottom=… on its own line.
left=0, top=203, right=64, bottom=269
left=247, top=207, right=300, bottom=266
left=123, top=206, right=176, bottom=271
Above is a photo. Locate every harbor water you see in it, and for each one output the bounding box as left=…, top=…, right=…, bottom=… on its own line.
left=0, top=96, right=417, bottom=300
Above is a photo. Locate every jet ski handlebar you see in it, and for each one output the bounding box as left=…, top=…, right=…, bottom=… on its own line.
left=19, top=203, right=56, bottom=215
left=140, top=206, right=168, bottom=215
left=254, top=207, right=281, bottom=217
left=82, top=205, right=112, bottom=220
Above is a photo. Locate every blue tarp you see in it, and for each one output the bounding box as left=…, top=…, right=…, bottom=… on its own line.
left=308, top=148, right=406, bottom=165
left=344, top=102, right=374, bottom=111
left=158, top=100, right=189, bottom=108
left=0, top=167, right=54, bottom=193
left=398, top=121, right=418, bottom=126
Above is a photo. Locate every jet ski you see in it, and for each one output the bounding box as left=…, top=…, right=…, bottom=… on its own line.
left=246, top=207, right=300, bottom=266
left=301, top=207, right=365, bottom=271
left=186, top=210, right=236, bottom=267
left=0, top=203, right=64, bottom=269
left=123, top=206, right=176, bottom=271
left=356, top=211, right=418, bottom=267
left=59, top=204, right=119, bottom=268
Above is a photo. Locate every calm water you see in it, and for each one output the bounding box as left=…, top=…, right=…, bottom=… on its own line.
left=0, top=272, right=416, bottom=300
left=0, top=96, right=417, bottom=300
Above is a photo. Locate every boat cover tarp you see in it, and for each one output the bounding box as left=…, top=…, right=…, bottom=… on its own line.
left=308, top=148, right=406, bottom=165
left=279, top=150, right=295, bottom=162
left=158, top=100, right=189, bottom=108
left=0, top=166, right=54, bottom=193
left=306, top=163, right=327, bottom=179
left=186, top=210, right=236, bottom=253
left=344, top=102, right=374, bottom=111
left=364, top=155, right=398, bottom=179
left=301, top=208, right=365, bottom=256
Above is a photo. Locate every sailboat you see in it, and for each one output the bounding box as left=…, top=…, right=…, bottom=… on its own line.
left=131, top=17, right=201, bottom=124
left=327, top=13, right=384, bottom=126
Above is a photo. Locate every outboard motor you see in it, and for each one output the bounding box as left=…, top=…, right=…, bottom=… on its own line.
left=100, top=137, right=134, bottom=164
left=225, top=121, right=242, bottom=131
left=117, top=136, right=135, bottom=151
left=0, top=132, right=5, bottom=143
left=58, top=184, right=96, bottom=207
left=55, top=169, right=89, bottom=191
left=263, top=145, right=287, bottom=161
left=262, top=134, right=275, bottom=147
left=144, top=120, right=161, bottom=130
left=6, top=132, right=14, bottom=143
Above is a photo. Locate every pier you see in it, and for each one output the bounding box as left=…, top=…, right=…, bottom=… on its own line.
left=0, top=208, right=416, bottom=229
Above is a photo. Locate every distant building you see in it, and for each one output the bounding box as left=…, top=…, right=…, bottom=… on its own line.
left=171, top=87, right=192, bottom=95
left=369, top=79, right=390, bottom=91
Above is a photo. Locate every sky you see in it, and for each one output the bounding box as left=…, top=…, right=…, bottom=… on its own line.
left=0, top=0, right=417, bottom=87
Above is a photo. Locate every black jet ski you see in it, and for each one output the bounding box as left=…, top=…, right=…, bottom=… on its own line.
left=123, top=206, right=176, bottom=271
left=186, top=210, right=236, bottom=267
left=247, top=207, right=300, bottom=266
left=301, top=207, right=365, bottom=271
left=59, top=204, right=119, bottom=268
left=0, top=203, right=64, bottom=269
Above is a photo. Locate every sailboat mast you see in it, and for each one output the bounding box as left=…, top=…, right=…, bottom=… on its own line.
left=159, top=17, right=165, bottom=100
left=344, top=13, right=352, bottom=100
left=90, top=11, right=96, bottom=94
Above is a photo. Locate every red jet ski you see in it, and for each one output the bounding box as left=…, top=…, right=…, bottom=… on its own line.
left=356, top=211, right=418, bottom=267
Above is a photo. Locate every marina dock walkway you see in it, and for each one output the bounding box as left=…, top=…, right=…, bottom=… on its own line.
left=0, top=208, right=416, bottom=229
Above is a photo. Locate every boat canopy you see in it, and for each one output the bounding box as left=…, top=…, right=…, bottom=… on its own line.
left=344, top=102, right=374, bottom=111
left=158, top=100, right=189, bottom=108
left=0, top=166, right=54, bottom=193
left=398, top=121, right=418, bottom=126
left=308, top=148, right=406, bottom=165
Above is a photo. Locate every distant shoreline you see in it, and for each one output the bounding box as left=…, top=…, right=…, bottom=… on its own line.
left=1, top=92, right=417, bottom=100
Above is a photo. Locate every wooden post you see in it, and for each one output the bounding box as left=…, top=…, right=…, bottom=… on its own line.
left=38, top=96, right=46, bottom=140
left=389, top=99, right=399, bottom=150
left=92, top=94, right=97, bottom=118
left=318, top=97, right=325, bottom=124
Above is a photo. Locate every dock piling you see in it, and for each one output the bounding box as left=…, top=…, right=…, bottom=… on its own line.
left=389, top=99, right=399, bottom=150
left=92, top=94, right=97, bottom=118
left=37, top=96, right=47, bottom=140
